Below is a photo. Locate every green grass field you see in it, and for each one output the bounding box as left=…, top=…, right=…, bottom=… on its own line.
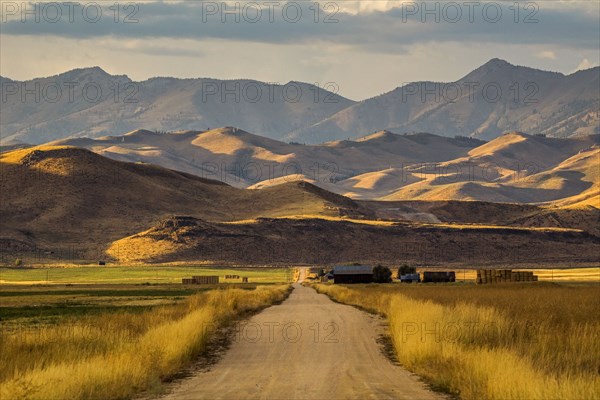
left=0, top=266, right=293, bottom=285
left=0, top=266, right=292, bottom=327
left=0, top=285, right=212, bottom=324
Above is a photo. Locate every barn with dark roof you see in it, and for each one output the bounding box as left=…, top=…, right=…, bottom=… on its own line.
left=332, top=265, right=373, bottom=284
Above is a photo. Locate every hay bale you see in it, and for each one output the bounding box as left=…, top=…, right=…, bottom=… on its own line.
left=482, top=269, right=490, bottom=284
left=191, top=276, right=219, bottom=284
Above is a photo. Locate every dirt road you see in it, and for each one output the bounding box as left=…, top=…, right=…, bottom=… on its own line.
left=164, top=279, right=444, bottom=400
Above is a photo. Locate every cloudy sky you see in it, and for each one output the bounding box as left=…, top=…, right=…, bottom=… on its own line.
left=1, top=0, right=598, bottom=100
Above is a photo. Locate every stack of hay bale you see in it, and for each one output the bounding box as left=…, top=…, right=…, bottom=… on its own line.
left=182, top=276, right=219, bottom=284
left=476, top=269, right=538, bottom=284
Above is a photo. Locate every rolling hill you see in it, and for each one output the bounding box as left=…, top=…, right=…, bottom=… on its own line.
left=108, top=215, right=599, bottom=266
left=1, top=145, right=598, bottom=266
left=47, top=127, right=485, bottom=189
left=364, top=200, right=600, bottom=237
left=44, top=128, right=599, bottom=205
left=376, top=132, right=599, bottom=204
left=0, top=146, right=370, bottom=256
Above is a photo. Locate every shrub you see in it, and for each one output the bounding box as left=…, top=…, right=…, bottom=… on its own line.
left=398, top=264, right=416, bottom=276
left=373, top=265, right=392, bottom=283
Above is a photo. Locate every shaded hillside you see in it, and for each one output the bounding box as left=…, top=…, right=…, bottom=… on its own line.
left=108, top=216, right=600, bottom=266
left=0, top=146, right=369, bottom=257
left=367, top=200, right=600, bottom=237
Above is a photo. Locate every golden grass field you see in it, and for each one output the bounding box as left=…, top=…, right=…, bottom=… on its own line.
left=410, top=267, right=600, bottom=283
left=315, top=282, right=600, bottom=400
left=0, top=284, right=291, bottom=400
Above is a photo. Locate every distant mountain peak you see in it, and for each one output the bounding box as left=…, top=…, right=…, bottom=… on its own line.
left=57, top=66, right=133, bottom=82
left=468, top=58, right=516, bottom=76
left=62, top=66, right=110, bottom=76
left=0, top=66, right=122, bottom=83
left=464, top=58, right=565, bottom=81
left=485, top=58, right=512, bottom=67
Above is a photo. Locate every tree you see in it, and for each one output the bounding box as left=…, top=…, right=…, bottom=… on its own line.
left=373, top=265, right=392, bottom=283
left=14, top=258, right=22, bottom=268
left=398, top=264, right=416, bottom=277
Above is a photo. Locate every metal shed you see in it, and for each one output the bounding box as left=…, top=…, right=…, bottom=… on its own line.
left=422, top=271, right=455, bottom=283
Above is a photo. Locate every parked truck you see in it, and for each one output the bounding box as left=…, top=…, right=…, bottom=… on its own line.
left=400, top=273, right=421, bottom=283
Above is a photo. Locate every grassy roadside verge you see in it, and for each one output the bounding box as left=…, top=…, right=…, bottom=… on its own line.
left=0, top=285, right=291, bottom=400
left=314, top=284, right=599, bottom=400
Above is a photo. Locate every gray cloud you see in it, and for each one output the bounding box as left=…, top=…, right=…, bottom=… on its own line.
left=1, top=1, right=598, bottom=51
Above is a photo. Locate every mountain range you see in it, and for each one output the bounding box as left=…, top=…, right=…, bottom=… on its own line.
left=2, top=59, right=598, bottom=145
left=289, top=59, right=600, bottom=142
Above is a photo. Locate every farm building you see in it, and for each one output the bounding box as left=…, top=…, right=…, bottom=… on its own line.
left=333, top=265, right=373, bottom=284
left=422, top=271, right=456, bottom=283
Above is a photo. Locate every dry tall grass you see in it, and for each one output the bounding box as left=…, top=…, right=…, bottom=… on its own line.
left=315, top=284, right=600, bottom=399
left=0, top=285, right=290, bottom=400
